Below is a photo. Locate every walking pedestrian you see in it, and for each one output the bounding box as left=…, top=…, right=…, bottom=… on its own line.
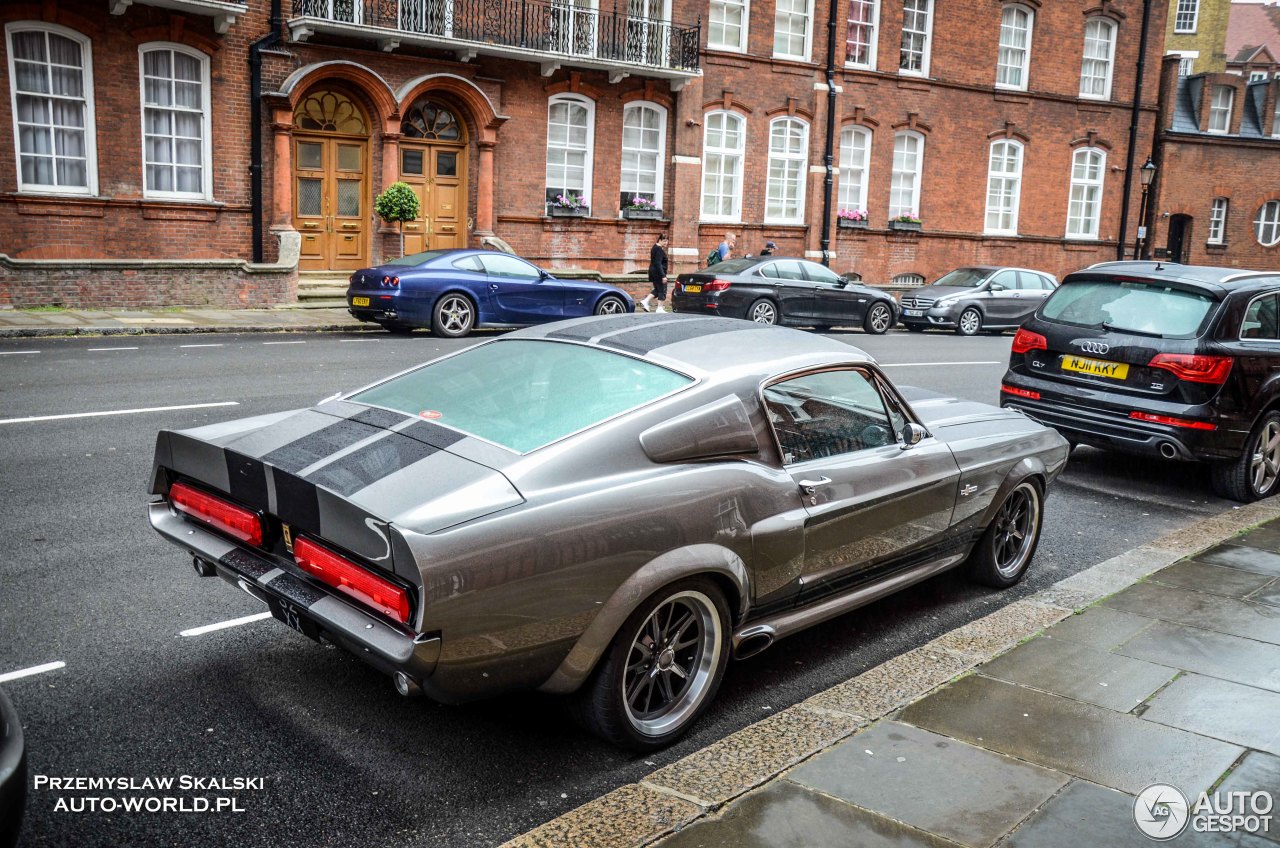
left=759, top=241, right=777, bottom=256
left=706, top=232, right=736, bottom=266
left=641, top=234, right=669, bottom=313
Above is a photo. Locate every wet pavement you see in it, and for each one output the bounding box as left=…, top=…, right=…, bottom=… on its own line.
left=0, top=305, right=365, bottom=337
left=508, top=508, right=1280, bottom=847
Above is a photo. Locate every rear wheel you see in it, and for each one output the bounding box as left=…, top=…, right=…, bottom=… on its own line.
left=864, top=302, right=893, bottom=335
left=966, top=480, right=1043, bottom=588
left=570, top=578, right=730, bottom=751
left=431, top=294, right=475, bottom=338
left=1211, top=411, right=1280, bottom=502
left=956, top=308, right=983, bottom=336
left=595, top=295, right=627, bottom=316
left=748, top=299, right=779, bottom=325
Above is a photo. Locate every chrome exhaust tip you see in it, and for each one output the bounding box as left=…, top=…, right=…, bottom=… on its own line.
left=1159, top=441, right=1178, bottom=460
left=393, top=671, right=423, bottom=698
left=733, top=625, right=776, bottom=660
left=192, top=556, right=217, bottom=577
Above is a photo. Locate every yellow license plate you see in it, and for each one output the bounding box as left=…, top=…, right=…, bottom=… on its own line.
left=352, top=296, right=370, bottom=307
left=1062, top=355, right=1129, bottom=380
left=684, top=285, right=702, bottom=294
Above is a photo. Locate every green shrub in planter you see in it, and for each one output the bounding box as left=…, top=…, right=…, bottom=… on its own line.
left=375, top=182, right=422, bottom=258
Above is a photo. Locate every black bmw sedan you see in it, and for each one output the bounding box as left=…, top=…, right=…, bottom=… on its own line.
left=671, top=257, right=898, bottom=334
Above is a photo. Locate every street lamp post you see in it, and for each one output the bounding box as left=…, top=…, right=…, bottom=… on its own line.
left=1134, top=157, right=1157, bottom=260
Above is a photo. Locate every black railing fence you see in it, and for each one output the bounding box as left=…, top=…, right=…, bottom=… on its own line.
left=294, top=0, right=700, bottom=72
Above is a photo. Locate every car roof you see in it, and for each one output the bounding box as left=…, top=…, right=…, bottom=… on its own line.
left=507, top=314, right=872, bottom=378
left=1075, top=261, right=1280, bottom=293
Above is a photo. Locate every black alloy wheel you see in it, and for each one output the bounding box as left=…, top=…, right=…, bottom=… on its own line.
left=1212, top=410, right=1280, bottom=502
left=966, top=480, right=1043, bottom=588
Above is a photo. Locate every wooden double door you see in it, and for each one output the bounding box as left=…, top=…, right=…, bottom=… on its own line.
left=397, top=142, right=467, bottom=254
left=294, top=135, right=369, bottom=271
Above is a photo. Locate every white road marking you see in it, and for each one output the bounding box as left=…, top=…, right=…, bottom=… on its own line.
left=0, top=350, right=40, bottom=355
left=179, top=343, right=224, bottom=349
left=880, top=361, right=1002, bottom=367
left=180, top=611, right=273, bottom=637
left=0, top=660, right=66, bottom=683
left=339, top=338, right=380, bottom=342
left=0, top=401, right=239, bottom=425
left=87, top=346, right=139, bottom=352
left=263, top=340, right=306, bottom=345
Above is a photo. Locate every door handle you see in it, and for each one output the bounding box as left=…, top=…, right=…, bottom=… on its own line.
left=798, top=477, right=831, bottom=493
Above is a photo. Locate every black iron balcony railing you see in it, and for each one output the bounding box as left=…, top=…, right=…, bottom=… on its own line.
left=293, top=0, right=701, bottom=73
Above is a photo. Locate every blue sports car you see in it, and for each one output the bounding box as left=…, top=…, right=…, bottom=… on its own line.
left=347, top=249, right=634, bottom=337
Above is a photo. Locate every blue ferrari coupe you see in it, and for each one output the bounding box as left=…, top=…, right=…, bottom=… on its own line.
left=347, top=249, right=634, bottom=337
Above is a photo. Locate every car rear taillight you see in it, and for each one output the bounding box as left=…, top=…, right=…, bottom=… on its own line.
left=1147, top=353, right=1233, bottom=385
left=381, top=276, right=400, bottom=288
left=169, top=481, right=264, bottom=546
left=1011, top=328, right=1048, bottom=354
left=1001, top=384, right=1040, bottom=400
left=1130, top=411, right=1216, bottom=431
left=293, top=537, right=411, bottom=624
left=703, top=279, right=732, bottom=292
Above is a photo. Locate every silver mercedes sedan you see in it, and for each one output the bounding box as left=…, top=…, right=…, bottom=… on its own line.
left=148, top=314, right=1069, bottom=749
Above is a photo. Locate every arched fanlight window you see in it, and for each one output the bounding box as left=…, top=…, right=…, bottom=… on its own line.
left=401, top=99, right=463, bottom=140
left=293, top=90, right=368, bottom=134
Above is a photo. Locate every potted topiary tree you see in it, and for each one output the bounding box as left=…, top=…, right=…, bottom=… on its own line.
left=375, top=181, right=421, bottom=257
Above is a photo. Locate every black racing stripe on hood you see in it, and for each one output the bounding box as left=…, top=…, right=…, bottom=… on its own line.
left=401, top=419, right=466, bottom=450
left=349, top=406, right=412, bottom=429
left=225, top=451, right=269, bottom=512
left=272, top=468, right=321, bottom=536
left=262, top=419, right=381, bottom=474
left=546, top=313, right=695, bottom=342
left=305, top=433, right=438, bottom=497
left=598, top=318, right=751, bottom=355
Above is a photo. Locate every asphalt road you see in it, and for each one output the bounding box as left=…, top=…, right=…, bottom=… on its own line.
left=0, top=327, right=1234, bottom=847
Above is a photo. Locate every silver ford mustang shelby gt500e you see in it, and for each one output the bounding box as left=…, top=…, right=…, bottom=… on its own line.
left=148, top=313, right=1068, bottom=749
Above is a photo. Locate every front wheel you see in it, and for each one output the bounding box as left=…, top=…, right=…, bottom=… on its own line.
left=966, top=480, right=1043, bottom=588
left=431, top=294, right=475, bottom=338
left=864, top=302, right=893, bottom=335
left=570, top=578, right=730, bottom=751
left=595, top=295, right=627, bottom=316
left=956, top=308, right=982, bottom=336
left=1211, top=410, right=1280, bottom=502
left=748, top=299, right=779, bottom=325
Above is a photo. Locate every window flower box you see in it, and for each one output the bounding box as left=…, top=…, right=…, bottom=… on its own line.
left=622, top=207, right=663, bottom=220
left=549, top=206, right=589, bottom=218
left=838, top=217, right=869, bottom=230
left=889, top=217, right=922, bottom=232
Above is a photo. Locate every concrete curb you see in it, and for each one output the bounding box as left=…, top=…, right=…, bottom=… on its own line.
left=0, top=323, right=374, bottom=339
left=500, top=498, right=1280, bottom=848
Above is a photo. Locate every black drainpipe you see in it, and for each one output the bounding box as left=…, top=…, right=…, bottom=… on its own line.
left=250, top=0, right=284, bottom=263
left=819, top=0, right=838, bottom=266
left=1117, top=0, right=1154, bottom=260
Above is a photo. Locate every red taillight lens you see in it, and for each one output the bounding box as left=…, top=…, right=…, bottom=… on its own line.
left=1001, top=384, right=1041, bottom=400
left=1011, top=328, right=1048, bottom=355
left=169, top=481, right=263, bottom=546
left=1130, top=411, right=1217, bottom=431
left=390, top=276, right=399, bottom=288
left=703, top=279, right=732, bottom=292
left=1147, top=353, right=1233, bottom=385
left=293, top=537, right=411, bottom=624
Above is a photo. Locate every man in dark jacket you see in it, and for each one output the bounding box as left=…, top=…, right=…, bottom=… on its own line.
left=641, top=234, right=669, bottom=313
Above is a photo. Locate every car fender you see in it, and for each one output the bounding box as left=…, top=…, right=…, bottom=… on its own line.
left=536, top=543, right=751, bottom=695
left=430, top=287, right=484, bottom=322
left=975, top=455, right=1048, bottom=529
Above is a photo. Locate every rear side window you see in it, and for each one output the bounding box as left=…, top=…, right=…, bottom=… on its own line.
left=453, top=255, right=484, bottom=272
left=1041, top=279, right=1217, bottom=338
left=1241, top=294, right=1280, bottom=340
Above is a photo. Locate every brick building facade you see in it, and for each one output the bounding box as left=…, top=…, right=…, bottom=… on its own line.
left=1, top=0, right=1170, bottom=308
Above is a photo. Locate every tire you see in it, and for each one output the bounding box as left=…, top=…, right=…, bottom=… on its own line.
left=431, top=293, right=475, bottom=338
left=570, top=577, right=731, bottom=751
left=966, top=480, right=1043, bottom=589
left=906, top=325, right=926, bottom=333
left=595, top=295, right=627, bottom=316
left=748, top=299, right=779, bottom=325
left=863, top=302, right=893, bottom=335
left=376, top=321, right=415, bottom=335
left=1211, top=410, right=1280, bottom=502
left=956, top=307, right=982, bottom=336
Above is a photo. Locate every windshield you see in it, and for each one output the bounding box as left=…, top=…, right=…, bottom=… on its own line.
left=930, top=268, right=992, bottom=288
left=1040, top=279, right=1217, bottom=338
left=384, top=250, right=449, bottom=267
left=349, top=340, right=694, bottom=453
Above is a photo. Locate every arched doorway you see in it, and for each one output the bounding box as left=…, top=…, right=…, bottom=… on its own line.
left=1166, top=214, right=1193, bottom=264
left=398, top=98, right=468, bottom=252
left=292, top=89, right=371, bottom=271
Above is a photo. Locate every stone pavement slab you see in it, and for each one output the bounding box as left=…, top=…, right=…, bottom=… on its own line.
left=977, top=636, right=1176, bottom=712
left=1116, top=620, right=1280, bottom=693
left=1251, top=581, right=1280, bottom=607
left=1038, top=606, right=1156, bottom=651
left=1236, top=525, right=1280, bottom=554
left=1142, top=674, right=1280, bottom=755
left=1102, top=581, right=1280, bottom=645
left=1150, top=560, right=1277, bottom=598
left=1219, top=753, right=1280, bottom=845
left=788, top=721, right=1067, bottom=847
left=900, top=674, right=1244, bottom=796
left=656, top=781, right=954, bottom=848
left=1196, top=544, right=1280, bottom=578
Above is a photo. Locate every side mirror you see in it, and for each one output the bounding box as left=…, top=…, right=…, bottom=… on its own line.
left=900, top=422, right=928, bottom=449
left=988, top=282, right=1005, bottom=292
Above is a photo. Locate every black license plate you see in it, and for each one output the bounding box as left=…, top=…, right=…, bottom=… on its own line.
left=268, top=596, right=321, bottom=641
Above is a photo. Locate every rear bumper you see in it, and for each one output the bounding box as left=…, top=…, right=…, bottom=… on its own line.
left=149, top=502, right=441, bottom=684
left=0, top=690, right=25, bottom=848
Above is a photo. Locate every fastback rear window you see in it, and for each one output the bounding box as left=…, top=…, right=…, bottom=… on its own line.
left=349, top=339, right=693, bottom=453
left=384, top=250, right=449, bottom=267
left=1040, top=279, right=1217, bottom=338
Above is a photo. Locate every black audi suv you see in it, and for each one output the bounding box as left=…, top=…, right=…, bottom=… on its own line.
left=1000, top=261, right=1280, bottom=502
